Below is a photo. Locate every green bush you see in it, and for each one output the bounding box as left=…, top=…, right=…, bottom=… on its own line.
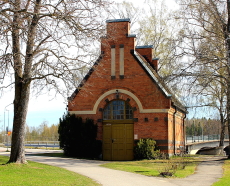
left=134, top=138, right=160, bottom=160
left=58, top=113, right=101, bottom=158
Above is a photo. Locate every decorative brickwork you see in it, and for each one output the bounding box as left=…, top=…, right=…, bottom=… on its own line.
left=68, top=19, right=187, bottom=159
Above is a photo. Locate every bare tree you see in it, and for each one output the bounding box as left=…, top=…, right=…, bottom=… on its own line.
left=175, top=0, right=230, bottom=149
left=0, top=0, right=109, bottom=163
left=106, top=1, right=141, bottom=29
left=109, top=0, right=185, bottom=96
left=136, top=0, right=182, bottom=80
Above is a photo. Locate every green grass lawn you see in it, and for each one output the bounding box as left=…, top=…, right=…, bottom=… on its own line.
left=212, top=159, right=230, bottom=186
left=101, top=156, right=200, bottom=178
left=0, top=156, right=100, bottom=186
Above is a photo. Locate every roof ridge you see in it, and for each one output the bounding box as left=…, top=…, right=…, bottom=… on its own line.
left=133, top=51, right=187, bottom=112
left=106, top=18, right=131, bottom=23
left=136, top=45, right=153, bottom=49
left=133, top=51, right=171, bottom=97
left=68, top=54, right=103, bottom=101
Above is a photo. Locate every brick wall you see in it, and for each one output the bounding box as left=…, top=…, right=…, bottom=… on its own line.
left=68, top=19, right=186, bottom=156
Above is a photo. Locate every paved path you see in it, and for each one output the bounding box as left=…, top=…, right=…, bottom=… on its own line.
left=0, top=148, right=225, bottom=186
left=169, top=156, right=224, bottom=186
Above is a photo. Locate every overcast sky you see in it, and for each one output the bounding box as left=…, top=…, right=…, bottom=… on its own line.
left=0, top=0, right=179, bottom=132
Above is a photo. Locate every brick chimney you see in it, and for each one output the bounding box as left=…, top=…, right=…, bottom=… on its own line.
left=135, top=45, right=159, bottom=72
left=106, top=19, right=131, bottom=38
left=101, top=19, right=136, bottom=79
left=101, top=19, right=136, bottom=52
left=152, top=58, right=159, bottom=72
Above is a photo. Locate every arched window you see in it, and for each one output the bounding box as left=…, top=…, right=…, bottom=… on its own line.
left=103, top=100, right=133, bottom=120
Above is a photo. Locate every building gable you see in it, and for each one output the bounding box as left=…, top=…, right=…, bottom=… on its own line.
left=68, top=19, right=187, bottom=158
left=69, top=19, right=185, bottom=114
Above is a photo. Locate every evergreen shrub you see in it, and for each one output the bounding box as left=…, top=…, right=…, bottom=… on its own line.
left=58, top=113, right=101, bottom=158
left=134, top=138, right=160, bottom=160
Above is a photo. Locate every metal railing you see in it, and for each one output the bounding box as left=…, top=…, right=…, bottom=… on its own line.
left=4, top=141, right=60, bottom=149
left=186, top=135, right=229, bottom=144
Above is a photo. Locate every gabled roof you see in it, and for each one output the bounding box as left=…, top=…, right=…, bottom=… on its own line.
left=69, top=48, right=187, bottom=113
left=133, top=50, right=171, bottom=98
left=68, top=54, right=103, bottom=101
left=131, top=49, right=187, bottom=113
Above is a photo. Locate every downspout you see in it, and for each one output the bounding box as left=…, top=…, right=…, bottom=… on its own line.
left=173, top=107, right=177, bottom=155
left=183, top=114, right=187, bottom=154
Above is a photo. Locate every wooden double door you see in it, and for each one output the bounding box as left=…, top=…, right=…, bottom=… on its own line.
left=103, top=123, right=134, bottom=160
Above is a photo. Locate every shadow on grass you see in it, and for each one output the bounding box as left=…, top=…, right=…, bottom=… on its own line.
left=26, top=153, right=65, bottom=158
left=26, top=153, right=102, bottom=161
left=135, top=171, right=150, bottom=173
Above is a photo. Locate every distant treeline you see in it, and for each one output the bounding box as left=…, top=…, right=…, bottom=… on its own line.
left=0, top=121, right=59, bottom=143
left=185, top=118, right=226, bottom=136
left=25, top=121, right=59, bottom=141
left=1, top=118, right=226, bottom=143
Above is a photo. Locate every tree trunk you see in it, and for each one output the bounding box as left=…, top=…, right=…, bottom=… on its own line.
left=226, top=0, right=230, bottom=159
left=8, top=76, right=30, bottom=164
left=219, top=111, right=225, bottom=147
left=227, top=79, right=230, bottom=158
left=219, top=126, right=225, bottom=147
left=8, top=0, right=40, bottom=163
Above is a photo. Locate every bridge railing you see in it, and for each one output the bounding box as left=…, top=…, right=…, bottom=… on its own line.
left=25, top=141, right=60, bottom=147
left=186, top=135, right=229, bottom=144
left=4, top=141, right=60, bottom=148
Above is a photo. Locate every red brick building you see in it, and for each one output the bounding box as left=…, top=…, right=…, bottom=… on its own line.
left=68, top=19, right=187, bottom=160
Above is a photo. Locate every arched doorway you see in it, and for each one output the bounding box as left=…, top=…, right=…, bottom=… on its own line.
left=103, top=100, right=134, bottom=160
